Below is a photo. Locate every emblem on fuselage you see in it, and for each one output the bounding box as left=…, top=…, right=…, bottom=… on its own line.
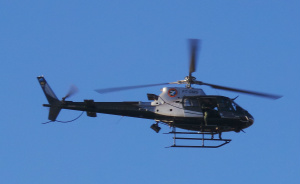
left=168, top=88, right=178, bottom=97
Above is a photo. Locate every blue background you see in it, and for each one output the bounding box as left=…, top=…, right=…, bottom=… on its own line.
left=0, top=1, right=299, bottom=183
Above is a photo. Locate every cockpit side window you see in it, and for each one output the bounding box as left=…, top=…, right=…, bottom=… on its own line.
left=217, top=97, right=235, bottom=112
left=183, top=97, right=200, bottom=107
left=183, top=98, right=191, bottom=107
left=200, top=98, right=218, bottom=110
left=190, top=98, right=200, bottom=107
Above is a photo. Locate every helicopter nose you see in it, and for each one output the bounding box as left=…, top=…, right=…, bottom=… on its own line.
left=247, top=115, right=254, bottom=127
left=245, top=111, right=254, bottom=125
left=249, top=117, right=254, bottom=125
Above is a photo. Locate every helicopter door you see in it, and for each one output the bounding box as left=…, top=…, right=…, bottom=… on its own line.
left=198, top=97, right=221, bottom=118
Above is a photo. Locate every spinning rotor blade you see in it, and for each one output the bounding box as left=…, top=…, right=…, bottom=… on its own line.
left=62, top=85, right=78, bottom=100
left=95, top=82, right=172, bottom=94
left=189, top=39, right=201, bottom=77
left=196, top=81, right=282, bottom=100
left=95, top=39, right=281, bottom=100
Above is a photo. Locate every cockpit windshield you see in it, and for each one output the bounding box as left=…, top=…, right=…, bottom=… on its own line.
left=231, top=101, right=245, bottom=113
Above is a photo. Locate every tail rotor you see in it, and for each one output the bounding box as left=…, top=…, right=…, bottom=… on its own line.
left=37, top=76, right=79, bottom=121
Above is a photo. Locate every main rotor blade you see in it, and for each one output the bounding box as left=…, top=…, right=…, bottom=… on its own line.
left=197, top=81, right=282, bottom=100
left=189, top=39, right=201, bottom=77
left=95, top=83, right=171, bottom=94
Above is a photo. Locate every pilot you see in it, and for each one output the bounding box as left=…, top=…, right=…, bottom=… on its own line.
left=202, top=99, right=220, bottom=126
left=201, top=100, right=213, bottom=126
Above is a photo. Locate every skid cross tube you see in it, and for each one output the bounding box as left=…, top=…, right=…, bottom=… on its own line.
left=165, top=130, right=231, bottom=148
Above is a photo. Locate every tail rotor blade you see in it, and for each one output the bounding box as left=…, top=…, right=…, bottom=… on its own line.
left=62, top=85, right=78, bottom=100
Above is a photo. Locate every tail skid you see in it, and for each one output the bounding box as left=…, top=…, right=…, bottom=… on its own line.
left=37, top=76, right=62, bottom=121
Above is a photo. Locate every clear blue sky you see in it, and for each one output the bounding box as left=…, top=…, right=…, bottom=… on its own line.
left=1, top=1, right=299, bottom=183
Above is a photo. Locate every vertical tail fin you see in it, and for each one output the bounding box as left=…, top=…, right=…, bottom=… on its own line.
left=37, top=76, right=59, bottom=104
left=37, top=76, right=61, bottom=121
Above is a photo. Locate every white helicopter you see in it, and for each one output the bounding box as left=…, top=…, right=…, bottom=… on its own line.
left=38, top=39, right=281, bottom=148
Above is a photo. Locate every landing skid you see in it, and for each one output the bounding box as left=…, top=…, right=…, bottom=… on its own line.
left=164, top=129, right=231, bottom=148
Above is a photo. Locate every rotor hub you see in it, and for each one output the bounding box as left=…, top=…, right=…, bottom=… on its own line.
left=184, top=76, right=196, bottom=88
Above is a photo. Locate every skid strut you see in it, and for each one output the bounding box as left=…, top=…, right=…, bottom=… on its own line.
left=165, top=128, right=231, bottom=148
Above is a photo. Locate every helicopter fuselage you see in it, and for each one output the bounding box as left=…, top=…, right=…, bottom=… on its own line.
left=41, top=81, right=254, bottom=134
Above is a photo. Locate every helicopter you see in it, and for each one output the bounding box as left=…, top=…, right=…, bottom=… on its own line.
left=37, top=39, right=282, bottom=148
